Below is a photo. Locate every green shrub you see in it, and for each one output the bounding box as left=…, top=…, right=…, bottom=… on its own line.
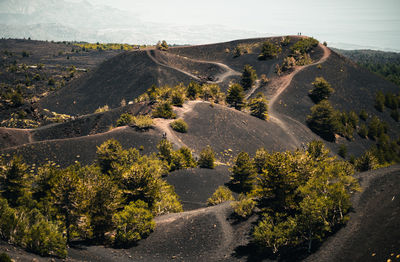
left=207, top=186, right=234, bottom=206
left=338, top=144, right=347, bottom=159
left=226, top=83, right=245, bottom=110
left=27, top=218, right=67, bottom=258
left=355, top=151, right=379, bottom=172
left=132, top=115, right=153, bottom=130
left=113, top=200, right=155, bottom=246
left=249, top=93, right=268, bottom=120
left=152, top=102, right=176, bottom=119
left=290, top=37, right=319, bottom=54
left=231, top=195, right=256, bottom=219
left=199, top=146, right=216, bottom=169
left=186, top=81, right=201, bottom=100
left=116, top=113, right=134, bottom=127
left=358, top=123, right=368, bottom=138
left=359, top=110, right=368, bottom=121
left=309, top=77, right=334, bottom=103
left=258, top=41, right=282, bottom=60
left=170, top=119, right=188, bottom=133
left=230, top=152, right=257, bottom=194
left=374, top=91, right=385, bottom=112
left=240, top=65, right=257, bottom=91
left=306, top=100, right=340, bottom=142
left=171, top=91, right=184, bottom=107
left=368, top=116, right=387, bottom=139
left=94, top=105, right=110, bottom=113
left=157, top=40, right=169, bottom=51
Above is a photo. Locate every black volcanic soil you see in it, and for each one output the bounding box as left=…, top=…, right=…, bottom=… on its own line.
left=166, top=166, right=232, bottom=211
left=0, top=38, right=122, bottom=69
left=273, top=50, right=400, bottom=157
left=40, top=50, right=194, bottom=115
left=0, top=127, right=163, bottom=167
left=306, top=165, right=400, bottom=262
left=175, top=101, right=300, bottom=162
left=0, top=102, right=150, bottom=150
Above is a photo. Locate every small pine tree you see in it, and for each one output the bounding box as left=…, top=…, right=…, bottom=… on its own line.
left=355, top=151, right=378, bottom=172
left=249, top=93, right=269, bottom=120
left=240, top=65, right=257, bottom=91
left=186, top=81, right=201, bottom=100
left=230, top=152, right=257, bottom=193
left=152, top=102, right=176, bottom=119
left=199, top=146, right=215, bottom=169
left=113, top=200, right=155, bottom=246
left=226, top=83, right=245, bottom=110
left=170, top=119, right=188, bottom=133
left=207, top=186, right=234, bottom=206
left=309, top=77, right=334, bottom=103
left=374, top=91, right=385, bottom=112
left=338, top=144, right=347, bottom=159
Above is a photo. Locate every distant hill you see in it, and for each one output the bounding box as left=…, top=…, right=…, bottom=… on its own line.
left=334, top=48, right=400, bottom=86
left=0, top=0, right=266, bottom=44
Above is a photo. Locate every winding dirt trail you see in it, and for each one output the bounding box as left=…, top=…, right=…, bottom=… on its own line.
left=264, top=43, right=331, bottom=147
left=146, top=49, right=241, bottom=84
left=153, top=100, right=202, bottom=155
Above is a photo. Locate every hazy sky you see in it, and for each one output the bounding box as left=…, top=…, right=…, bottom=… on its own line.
left=85, top=0, right=400, bottom=50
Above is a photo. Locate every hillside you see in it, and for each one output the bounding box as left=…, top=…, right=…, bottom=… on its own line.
left=0, top=36, right=399, bottom=261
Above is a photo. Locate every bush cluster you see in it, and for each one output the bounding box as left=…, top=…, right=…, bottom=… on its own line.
left=0, top=139, right=185, bottom=257
left=170, top=119, right=188, bottom=133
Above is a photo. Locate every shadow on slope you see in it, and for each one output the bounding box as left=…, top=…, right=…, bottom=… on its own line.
left=0, top=127, right=163, bottom=167
left=306, top=165, right=400, bottom=262
left=40, top=50, right=194, bottom=115
left=175, top=102, right=300, bottom=162
left=0, top=103, right=150, bottom=150
left=271, top=50, right=400, bottom=157
left=166, top=166, right=231, bottom=211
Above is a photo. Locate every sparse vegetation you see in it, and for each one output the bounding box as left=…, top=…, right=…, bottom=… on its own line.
left=240, top=65, right=257, bottom=91
left=116, top=113, right=134, bottom=126
left=207, top=186, right=234, bottom=206
left=249, top=93, right=269, bottom=120
left=252, top=142, right=359, bottom=254
left=157, top=40, right=169, bottom=51
left=132, top=115, right=153, bottom=130
left=290, top=37, right=319, bottom=54
left=306, top=100, right=340, bottom=141
left=231, top=195, right=256, bottom=219
left=229, top=152, right=257, bottom=194
left=170, top=119, right=188, bottom=133
left=226, top=83, right=245, bottom=110
left=95, top=105, right=110, bottom=113
left=152, top=102, right=176, bottom=119
left=258, top=41, right=282, bottom=60
left=199, top=146, right=216, bottom=169
left=309, top=77, right=334, bottom=103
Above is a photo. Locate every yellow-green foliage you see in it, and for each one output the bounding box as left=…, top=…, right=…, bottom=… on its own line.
left=0, top=115, right=40, bottom=128
left=170, top=119, right=188, bottom=133
left=116, top=113, right=134, bottom=127
left=252, top=142, right=360, bottom=253
left=136, top=83, right=224, bottom=105
left=207, top=186, right=234, bottom=206
left=94, top=105, right=110, bottom=113
left=43, top=109, right=72, bottom=123
left=132, top=115, right=153, bottom=130
left=199, top=146, right=216, bottom=169
left=75, top=43, right=140, bottom=51
left=113, top=200, right=155, bottom=245
left=231, top=195, right=256, bottom=219
left=236, top=42, right=263, bottom=55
